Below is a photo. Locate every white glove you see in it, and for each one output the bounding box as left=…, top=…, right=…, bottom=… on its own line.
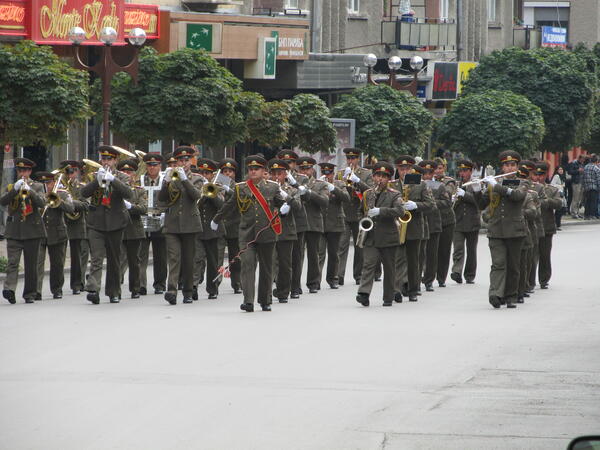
left=160, top=212, right=165, bottom=227
left=404, top=200, right=417, bottom=211
left=222, top=183, right=231, bottom=193
left=484, top=175, right=497, bottom=187
left=367, top=207, right=380, bottom=217
left=124, top=200, right=132, bottom=210
left=13, top=179, right=24, bottom=190
left=472, top=181, right=482, bottom=192
left=164, top=167, right=173, bottom=182
left=22, top=182, right=30, bottom=191
left=326, top=182, right=335, bottom=192
left=298, top=185, right=308, bottom=196
left=349, top=173, right=360, bottom=183
left=279, top=188, right=289, bottom=200
left=210, top=220, right=219, bottom=231
left=104, top=171, right=115, bottom=182
left=177, top=167, right=188, bottom=181
left=456, top=188, right=466, bottom=197
left=506, top=188, right=513, bottom=196
left=344, top=167, right=352, bottom=177
left=96, top=168, right=106, bottom=184
left=286, top=172, right=297, bottom=186
left=280, top=203, right=291, bottom=215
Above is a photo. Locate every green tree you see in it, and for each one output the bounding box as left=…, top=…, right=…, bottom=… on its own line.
left=286, top=94, right=336, bottom=153
left=330, top=84, right=433, bottom=159
left=236, top=91, right=290, bottom=147
left=106, top=47, right=244, bottom=147
left=0, top=40, right=90, bottom=182
left=463, top=47, right=596, bottom=153
left=437, top=90, right=545, bottom=163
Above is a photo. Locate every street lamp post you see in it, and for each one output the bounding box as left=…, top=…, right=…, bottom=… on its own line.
left=363, top=53, right=424, bottom=96
left=69, top=26, right=147, bottom=145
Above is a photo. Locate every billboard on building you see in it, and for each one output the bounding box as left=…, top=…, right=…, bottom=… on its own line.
left=541, top=26, right=567, bottom=48
left=431, top=62, right=458, bottom=100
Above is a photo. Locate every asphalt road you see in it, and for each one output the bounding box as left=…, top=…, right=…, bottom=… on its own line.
left=0, top=224, right=599, bottom=450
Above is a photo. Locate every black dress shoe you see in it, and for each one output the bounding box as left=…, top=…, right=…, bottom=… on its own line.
left=25, top=298, right=35, bottom=304
left=139, top=287, right=147, bottom=296
left=338, top=278, right=344, bottom=286
left=53, top=292, right=62, bottom=299
left=192, top=287, right=199, bottom=301
left=450, top=272, right=463, bottom=284
left=261, top=304, right=272, bottom=311
left=394, top=292, right=403, bottom=303
left=154, top=289, right=164, bottom=295
left=72, top=289, right=81, bottom=295
left=131, top=292, right=140, bottom=299
left=278, top=298, right=288, bottom=303
left=87, top=292, right=100, bottom=304
left=3, top=289, right=16, bottom=304
left=308, top=288, right=318, bottom=294
left=355, top=280, right=360, bottom=285
left=109, top=297, right=120, bottom=303
left=489, top=296, right=501, bottom=309
left=516, top=296, right=524, bottom=304
left=465, top=280, right=475, bottom=284
left=328, top=283, right=339, bottom=289
left=240, top=303, right=254, bottom=312
left=34, top=293, right=42, bottom=301
left=401, top=284, right=409, bottom=297
left=523, top=292, right=530, bottom=298
left=233, top=287, right=242, bottom=294
left=164, top=293, right=177, bottom=305
left=356, top=293, right=369, bottom=307
left=506, top=303, right=517, bottom=309
left=425, top=283, right=434, bottom=292
left=290, top=292, right=299, bottom=299
left=208, top=293, right=218, bottom=300
left=540, top=283, right=548, bottom=289
left=382, top=300, right=392, bottom=307
left=438, top=282, right=446, bottom=288
left=183, top=297, right=193, bottom=304
left=408, top=295, right=418, bottom=302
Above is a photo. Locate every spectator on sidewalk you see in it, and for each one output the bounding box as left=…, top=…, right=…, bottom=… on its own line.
left=561, top=154, right=572, bottom=209
left=582, top=155, right=600, bottom=220
left=550, top=166, right=567, bottom=230
left=568, top=154, right=586, bottom=218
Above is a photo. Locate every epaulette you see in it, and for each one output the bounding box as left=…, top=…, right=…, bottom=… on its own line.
left=266, top=180, right=279, bottom=185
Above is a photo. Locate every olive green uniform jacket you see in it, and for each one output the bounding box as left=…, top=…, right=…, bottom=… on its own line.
left=453, top=184, right=481, bottom=233
left=123, top=186, right=148, bottom=240
left=541, top=184, right=562, bottom=235
left=360, top=186, right=405, bottom=248
left=81, top=172, right=133, bottom=232
left=0, top=180, right=47, bottom=240
left=158, top=172, right=204, bottom=234
left=43, top=190, right=75, bottom=245
left=478, top=180, right=528, bottom=239
left=323, top=179, right=350, bottom=233
left=388, top=179, right=435, bottom=241
left=335, top=166, right=373, bottom=223
left=302, top=177, right=329, bottom=233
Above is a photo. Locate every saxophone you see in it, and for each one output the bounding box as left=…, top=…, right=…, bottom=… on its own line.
left=356, top=183, right=382, bottom=248
left=398, top=184, right=412, bottom=244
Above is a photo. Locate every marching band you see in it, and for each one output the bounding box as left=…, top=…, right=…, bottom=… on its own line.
left=1, top=146, right=562, bottom=311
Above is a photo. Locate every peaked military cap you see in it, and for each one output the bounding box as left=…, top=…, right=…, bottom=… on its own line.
left=418, top=160, right=438, bottom=171
left=219, top=158, right=238, bottom=171
left=268, top=159, right=290, bottom=171
left=297, top=156, right=317, bottom=168
left=318, top=162, right=336, bottom=174
left=373, top=162, right=394, bottom=176
left=535, top=161, right=550, bottom=174
left=59, top=160, right=82, bottom=170
left=35, top=171, right=54, bottom=182
left=164, top=153, right=177, bottom=164
left=395, top=155, right=416, bottom=166
left=197, top=158, right=218, bottom=172
left=143, top=153, right=163, bottom=165
left=499, top=150, right=522, bottom=164
left=246, top=155, right=267, bottom=168
left=15, top=158, right=36, bottom=169
left=173, top=146, right=196, bottom=158
left=277, top=150, right=299, bottom=161
left=343, top=148, right=361, bottom=157
left=456, top=159, right=474, bottom=170
left=98, top=145, right=120, bottom=158
left=117, top=159, right=138, bottom=171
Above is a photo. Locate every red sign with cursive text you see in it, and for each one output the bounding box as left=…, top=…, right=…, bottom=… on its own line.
left=432, top=62, right=458, bottom=100
left=0, top=0, right=27, bottom=36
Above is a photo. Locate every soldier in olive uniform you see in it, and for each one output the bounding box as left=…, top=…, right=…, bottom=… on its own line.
left=139, top=153, right=167, bottom=295
left=1, top=158, right=46, bottom=304
left=218, top=158, right=242, bottom=294
left=317, top=162, right=350, bottom=289
left=158, top=146, right=204, bottom=305
left=165, top=153, right=178, bottom=169
left=356, top=162, right=405, bottom=307
left=81, top=146, right=134, bottom=304
left=390, top=156, right=435, bottom=302
left=195, top=158, right=225, bottom=300
left=522, top=161, right=546, bottom=293
left=419, top=160, right=448, bottom=292
left=477, top=150, right=528, bottom=309
left=451, top=159, right=482, bottom=284
left=60, top=160, right=89, bottom=295
left=535, top=162, right=562, bottom=289
left=336, top=148, right=373, bottom=286
left=277, top=150, right=309, bottom=299
left=212, top=156, right=286, bottom=312
left=117, top=159, right=148, bottom=299
left=269, top=159, right=300, bottom=303
left=296, top=157, right=330, bottom=293
left=433, top=158, right=456, bottom=287
left=35, top=171, right=75, bottom=299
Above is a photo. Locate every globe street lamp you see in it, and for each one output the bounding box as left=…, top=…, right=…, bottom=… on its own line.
left=363, top=53, right=423, bottom=96
left=70, top=27, right=147, bottom=145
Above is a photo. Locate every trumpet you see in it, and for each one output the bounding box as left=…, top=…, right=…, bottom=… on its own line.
left=42, top=170, right=65, bottom=216
left=201, top=169, right=224, bottom=199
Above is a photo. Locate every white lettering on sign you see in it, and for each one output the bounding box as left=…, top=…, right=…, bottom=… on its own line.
left=278, top=37, right=304, bottom=49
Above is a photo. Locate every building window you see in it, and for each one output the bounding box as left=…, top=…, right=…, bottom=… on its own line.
left=348, top=0, right=359, bottom=14
left=488, top=0, right=496, bottom=22
left=285, top=0, right=299, bottom=9
left=440, top=0, right=449, bottom=20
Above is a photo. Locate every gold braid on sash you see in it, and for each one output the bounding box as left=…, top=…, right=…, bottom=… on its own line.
left=91, top=188, right=104, bottom=207
left=236, top=184, right=252, bottom=213
left=167, top=182, right=181, bottom=206
left=488, top=184, right=501, bottom=217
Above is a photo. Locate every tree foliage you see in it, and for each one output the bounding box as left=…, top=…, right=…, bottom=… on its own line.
left=106, top=47, right=244, bottom=147
left=285, top=94, right=336, bottom=153
left=0, top=40, right=90, bottom=146
left=437, top=90, right=545, bottom=163
left=236, top=91, right=290, bottom=147
left=463, top=47, right=596, bottom=153
left=330, top=84, right=434, bottom=159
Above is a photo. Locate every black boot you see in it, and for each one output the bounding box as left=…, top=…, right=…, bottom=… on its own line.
left=164, top=292, right=177, bottom=305
left=450, top=272, right=463, bottom=284
left=86, top=291, right=100, bottom=304
left=356, top=293, right=370, bottom=307
left=3, top=289, right=16, bottom=304
left=240, top=302, right=254, bottom=312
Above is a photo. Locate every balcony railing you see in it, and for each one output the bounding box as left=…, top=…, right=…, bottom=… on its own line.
left=513, top=26, right=541, bottom=49
left=394, top=17, right=457, bottom=50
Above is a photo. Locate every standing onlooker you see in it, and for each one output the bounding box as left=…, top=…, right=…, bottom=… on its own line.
left=568, top=154, right=586, bottom=218
left=560, top=154, right=572, bottom=209
left=550, top=166, right=567, bottom=230
left=582, top=155, right=600, bottom=220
